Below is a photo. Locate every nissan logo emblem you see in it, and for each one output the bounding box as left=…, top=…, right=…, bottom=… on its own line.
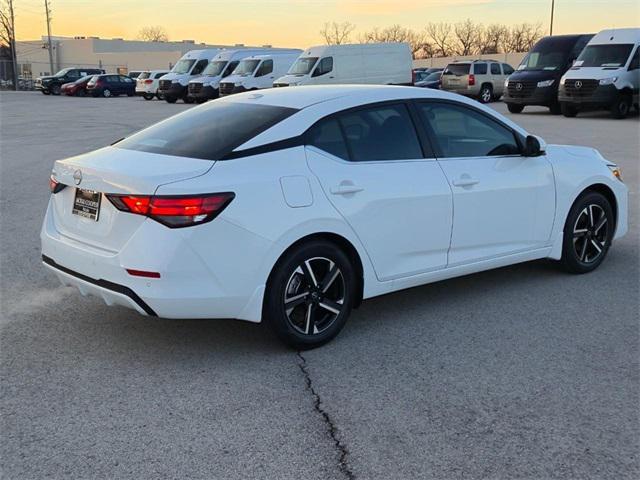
left=575, top=80, right=582, bottom=89
left=73, top=169, right=82, bottom=185
left=516, top=83, right=523, bottom=91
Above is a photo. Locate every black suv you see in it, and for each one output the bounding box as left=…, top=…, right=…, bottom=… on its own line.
left=504, top=34, right=593, bottom=114
left=35, top=67, right=105, bottom=95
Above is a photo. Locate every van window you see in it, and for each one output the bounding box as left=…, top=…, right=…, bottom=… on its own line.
left=569, top=36, right=592, bottom=62
left=116, top=102, right=298, bottom=161
left=443, top=64, right=470, bottom=76
left=628, top=47, right=639, bottom=70
left=289, top=57, right=319, bottom=75
left=576, top=44, right=634, bottom=67
left=154, top=72, right=166, bottom=79
left=502, top=64, right=514, bottom=74
left=191, top=59, right=209, bottom=75
left=307, top=118, right=349, bottom=160
left=255, top=59, right=273, bottom=77
left=223, top=61, right=239, bottom=77
left=173, top=59, right=196, bottom=74
left=417, top=103, right=519, bottom=158
left=336, top=104, right=423, bottom=161
left=313, top=57, right=333, bottom=77
left=234, top=59, right=260, bottom=76
left=203, top=60, right=228, bottom=76
left=490, top=63, right=501, bottom=74
left=473, top=63, right=487, bottom=74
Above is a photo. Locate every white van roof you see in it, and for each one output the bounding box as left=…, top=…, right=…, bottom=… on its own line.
left=299, top=42, right=410, bottom=57
left=211, top=48, right=301, bottom=62
left=590, top=28, right=640, bottom=45
left=241, top=51, right=302, bottom=60
left=180, top=48, right=222, bottom=60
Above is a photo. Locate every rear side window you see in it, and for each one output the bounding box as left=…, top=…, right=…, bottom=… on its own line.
left=417, top=102, right=520, bottom=158
left=502, top=63, right=514, bottom=74
left=473, top=63, right=487, bottom=74
left=116, top=102, right=298, bottom=161
left=308, top=119, right=349, bottom=160
left=490, top=63, right=501, bottom=74
left=106, top=75, right=119, bottom=82
left=443, top=63, right=470, bottom=76
left=255, top=59, right=273, bottom=77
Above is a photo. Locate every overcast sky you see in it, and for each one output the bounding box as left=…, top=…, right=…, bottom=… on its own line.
left=15, top=0, right=640, bottom=47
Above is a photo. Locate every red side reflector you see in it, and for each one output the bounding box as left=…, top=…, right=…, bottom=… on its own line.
left=126, top=269, right=161, bottom=278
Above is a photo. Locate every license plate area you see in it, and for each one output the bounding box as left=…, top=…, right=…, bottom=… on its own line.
left=72, top=188, right=101, bottom=221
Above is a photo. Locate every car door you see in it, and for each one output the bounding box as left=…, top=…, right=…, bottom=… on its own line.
left=310, top=57, right=335, bottom=84
left=416, top=100, right=555, bottom=266
left=254, top=59, right=274, bottom=88
left=305, top=102, right=453, bottom=281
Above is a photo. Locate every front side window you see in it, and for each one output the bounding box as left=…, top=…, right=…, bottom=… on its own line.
left=473, top=63, right=487, bottom=75
left=191, top=59, right=209, bottom=75
left=172, top=59, right=196, bottom=74
left=116, top=102, right=298, bottom=161
left=223, top=61, right=239, bottom=77
left=288, top=57, right=318, bottom=75
left=576, top=44, right=634, bottom=67
left=255, top=59, right=273, bottom=77
left=629, top=47, right=640, bottom=70
left=106, top=75, right=119, bottom=82
left=154, top=72, right=166, bottom=79
left=121, top=76, right=134, bottom=83
left=418, top=102, right=520, bottom=158
left=312, top=104, right=423, bottom=162
left=313, top=57, right=333, bottom=77
left=491, top=63, right=501, bottom=74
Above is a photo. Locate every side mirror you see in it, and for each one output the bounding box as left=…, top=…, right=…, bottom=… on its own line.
left=523, top=135, right=546, bottom=157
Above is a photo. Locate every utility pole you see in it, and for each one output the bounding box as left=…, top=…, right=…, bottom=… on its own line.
left=8, top=0, right=17, bottom=90
left=550, top=0, right=555, bottom=36
left=44, top=0, right=54, bottom=74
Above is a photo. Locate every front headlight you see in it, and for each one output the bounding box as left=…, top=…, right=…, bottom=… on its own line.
left=599, top=77, right=618, bottom=85
left=560, top=77, right=566, bottom=85
left=537, top=79, right=554, bottom=88
left=607, top=164, right=623, bottom=182
left=504, top=79, right=509, bottom=87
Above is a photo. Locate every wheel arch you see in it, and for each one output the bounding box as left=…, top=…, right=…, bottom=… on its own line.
left=580, top=183, right=618, bottom=233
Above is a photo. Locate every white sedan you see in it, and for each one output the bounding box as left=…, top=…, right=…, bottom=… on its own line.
left=41, top=86, right=628, bottom=348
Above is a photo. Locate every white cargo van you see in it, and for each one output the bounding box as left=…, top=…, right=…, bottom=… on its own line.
left=187, top=48, right=297, bottom=102
left=219, top=50, right=302, bottom=96
left=157, top=49, right=221, bottom=103
left=273, top=43, right=412, bottom=87
left=559, top=28, right=639, bottom=118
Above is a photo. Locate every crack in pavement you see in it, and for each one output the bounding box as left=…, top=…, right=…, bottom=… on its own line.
left=296, top=352, right=355, bottom=480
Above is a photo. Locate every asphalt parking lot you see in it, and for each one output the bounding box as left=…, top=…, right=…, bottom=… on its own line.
left=1, top=91, right=638, bottom=479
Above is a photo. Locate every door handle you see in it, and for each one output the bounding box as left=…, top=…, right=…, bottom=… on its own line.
left=330, top=184, right=364, bottom=195
left=452, top=176, right=479, bottom=187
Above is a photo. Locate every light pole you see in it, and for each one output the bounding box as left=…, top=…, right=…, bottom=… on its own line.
left=44, top=0, right=54, bottom=74
left=550, top=0, right=555, bottom=36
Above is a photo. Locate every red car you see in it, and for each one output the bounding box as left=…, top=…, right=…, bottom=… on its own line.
left=61, top=75, right=95, bottom=96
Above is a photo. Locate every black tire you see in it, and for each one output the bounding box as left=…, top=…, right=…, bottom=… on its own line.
left=156, top=90, right=164, bottom=100
left=479, top=84, right=493, bottom=103
left=549, top=102, right=562, bottom=115
left=50, top=84, right=61, bottom=95
left=264, top=240, right=356, bottom=349
left=507, top=103, right=524, bottom=113
left=183, top=96, right=195, bottom=104
left=41, top=90, right=50, bottom=95
left=561, top=102, right=578, bottom=117
left=126, top=92, right=134, bottom=97
left=165, top=96, right=177, bottom=104
left=143, top=93, right=154, bottom=100
left=560, top=191, right=614, bottom=274
left=610, top=93, right=631, bottom=119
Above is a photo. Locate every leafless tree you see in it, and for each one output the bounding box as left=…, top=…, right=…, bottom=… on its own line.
left=478, top=23, right=508, bottom=54
left=505, top=23, right=543, bottom=52
left=138, top=25, right=169, bottom=42
left=425, top=22, right=453, bottom=57
left=320, top=21, right=356, bottom=45
left=0, top=0, right=17, bottom=89
left=360, top=24, right=432, bottom=59
left=453, top=19, right=481, bottom=56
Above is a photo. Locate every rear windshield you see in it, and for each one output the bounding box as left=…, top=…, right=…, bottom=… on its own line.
left=576, top=44, right=634, bottom=67
left=115, top=102, right=298, bottom=160
left=138, top=72, right=151, bottom=79
left=289, top=57, right=318, bottom=75
left=443, top=64, right=470, bottom=76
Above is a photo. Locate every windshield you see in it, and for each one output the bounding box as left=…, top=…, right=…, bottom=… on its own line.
left=576, top=44, right=634, bottom=67
left=443, top=64, right=470, bottom=76
left=203, top=60, right=227, bottom=76
left=233, top=59, right=260, bottom=76
left=288, top=57, right=318, bottom=75
left=172, top=59, right=196, bottom=74
left=116, top=102, right=298, bottom=161
left=519, top=51, right=566, bottom=71
left=54, top=68, right=73, bottom=77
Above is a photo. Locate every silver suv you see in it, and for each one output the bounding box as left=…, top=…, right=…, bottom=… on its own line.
left=440, top=60, right=514, bottom=103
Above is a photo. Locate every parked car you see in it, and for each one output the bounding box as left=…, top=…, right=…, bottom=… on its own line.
left=188, top=48, right=297, bottom=103
left=440, top=60, right=514, bottom=103
left=415, top=70, right=443, bottom=89
left=274, top=43, right=412, bottom=87
left=60, top=75, right=96, bottom=96
left=559, top=28, right=639, bottom=118
left=158, top=49, right=221, bottom=103
left=219, top=51, right=302, bottom=96
left=504, top=34, right=593, bottom=114
left=42, top=85, right=627, bottom=348
left=35, top=67, right=105, bottom=95
left=128, top=71, right=143, bottom=79
left=135, top=70, right=170, bottom=100
left=86, top=74, right=136, bottom=97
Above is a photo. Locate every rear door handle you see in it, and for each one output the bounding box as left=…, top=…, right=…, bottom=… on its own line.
left=330, top=184, right=364, bottom=195
left=452, top=176, right=479, bottom=187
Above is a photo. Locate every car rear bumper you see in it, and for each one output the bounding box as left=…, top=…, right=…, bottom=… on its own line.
left=40, top=198, right=268, bottom=322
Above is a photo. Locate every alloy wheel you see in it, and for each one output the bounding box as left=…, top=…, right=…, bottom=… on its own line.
left=481, top=87, right=492, bottom=103
left=572, top=204, right=609, bottom=264
left=283, top=257, right=345, bottom=336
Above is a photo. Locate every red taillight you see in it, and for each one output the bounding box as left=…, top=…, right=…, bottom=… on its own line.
left=49, top=175, right=65, bottom=194
left=144, top=79, right=153, bottom=84
left=468, top=74, right=475, bottom=86
left=107, top=193, right=235, bottom=228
